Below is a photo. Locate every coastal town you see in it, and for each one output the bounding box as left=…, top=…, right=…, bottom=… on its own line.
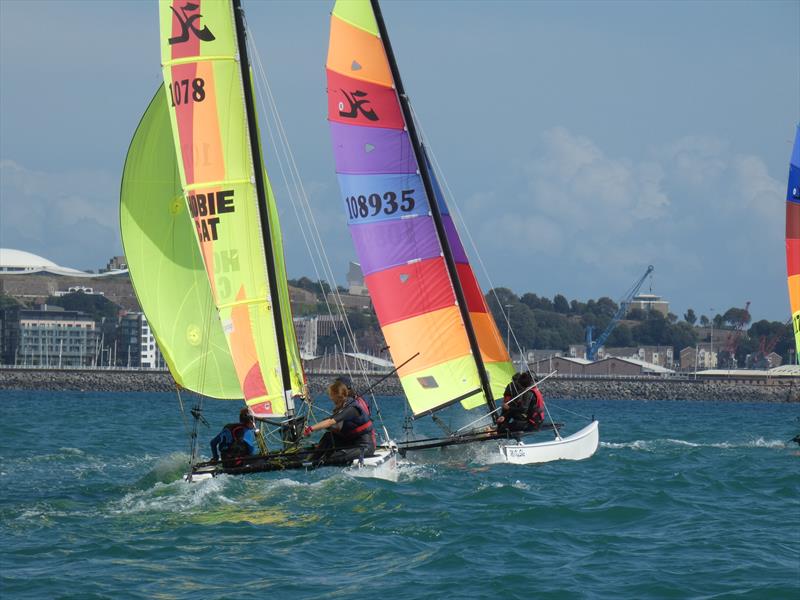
left=0, top=249, right=796, bottom=402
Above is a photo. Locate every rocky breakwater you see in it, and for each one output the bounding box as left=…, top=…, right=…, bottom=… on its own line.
left=0, top=369, right=797, bottom=402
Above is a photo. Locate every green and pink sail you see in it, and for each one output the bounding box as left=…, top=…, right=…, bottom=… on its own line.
left=126, top=0, right=307, bottom=417
left=326, top=0, right=514, bottom=416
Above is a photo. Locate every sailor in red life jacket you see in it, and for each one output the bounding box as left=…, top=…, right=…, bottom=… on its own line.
left=496, top=371, right=545, bottom=434
left=209, top=407, right=258, bottom=465
left=303, top=377, right=376, bottom=465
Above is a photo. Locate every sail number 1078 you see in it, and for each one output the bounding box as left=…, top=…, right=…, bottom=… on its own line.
left=346, top=189, right=416, bottom=219
left=169, top=78, right=206, bottom=106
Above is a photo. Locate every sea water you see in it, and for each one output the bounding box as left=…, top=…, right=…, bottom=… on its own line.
left=0, top=390, right=798, bottom=599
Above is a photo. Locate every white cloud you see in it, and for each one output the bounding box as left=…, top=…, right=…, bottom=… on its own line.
left=450, top=127, right=786, bottom=319
left=0, top=160, right=120, bottom=270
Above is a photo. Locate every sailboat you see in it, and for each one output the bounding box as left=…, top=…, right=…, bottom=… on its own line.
left=325, top=0, right=598, bottom=464
left=120, top=0, right=396, bottom=480
left=787, top=125, right=800, bottom=364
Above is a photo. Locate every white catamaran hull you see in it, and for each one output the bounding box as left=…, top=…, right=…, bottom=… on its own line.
left=346, top=445, right=398, bottom=482
left=499, top=420, right=599, bottom=465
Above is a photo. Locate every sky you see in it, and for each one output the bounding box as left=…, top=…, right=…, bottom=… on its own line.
left=1, top=0, right=798, bottom=324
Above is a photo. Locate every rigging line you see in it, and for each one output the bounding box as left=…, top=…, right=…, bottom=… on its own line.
left=245, top=30, right=388, bottom=433
left=546, top=401, right=593, bottom=422
left=245, top=29, right=357, bottom=357
left=247, top=55, right=364, bottom=390
left=410, top=106, right=528, bottom=361
left=245, top=42, right=386, bottom=404
left=455, top=370, right=557, bottom=433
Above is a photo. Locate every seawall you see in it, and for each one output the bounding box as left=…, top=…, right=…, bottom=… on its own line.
left=1, top=368, right=797, bottom=403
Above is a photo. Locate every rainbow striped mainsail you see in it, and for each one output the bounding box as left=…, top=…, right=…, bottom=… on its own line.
left=148, top=0, right=305, bottom=416
left=326, top=0, right=514, bottom=416
left=787, top=125, right=800, bottom=363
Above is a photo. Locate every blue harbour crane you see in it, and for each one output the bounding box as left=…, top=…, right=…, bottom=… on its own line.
left=585, top=265, right=655, bottom=361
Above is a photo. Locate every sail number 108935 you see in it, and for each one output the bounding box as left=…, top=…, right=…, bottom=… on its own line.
left=346, top=189, right=416, bottom=219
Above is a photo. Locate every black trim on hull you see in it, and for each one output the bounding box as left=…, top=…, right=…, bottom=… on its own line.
left=190, top=444, right=391, bottom=477
left=397, top=423, right=563, bottom=454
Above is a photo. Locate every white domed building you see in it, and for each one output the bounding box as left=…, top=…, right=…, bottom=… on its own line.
left=0, top=248, right=95, bottom=276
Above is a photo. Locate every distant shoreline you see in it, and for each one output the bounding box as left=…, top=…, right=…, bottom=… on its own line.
left=0, top=368, right=796, bottom=403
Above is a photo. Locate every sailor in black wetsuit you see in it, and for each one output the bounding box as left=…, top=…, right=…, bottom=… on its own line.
left=496, top=371, right=543, bottom=434
left=303, top=377, right=376, bottom=465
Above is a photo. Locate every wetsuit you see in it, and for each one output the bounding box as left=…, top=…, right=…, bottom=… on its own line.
left=498, top=382, right=535, bottom=433
left=314, top=396, right=376, bottom=465
left=210, top=423, right=257, bottom=464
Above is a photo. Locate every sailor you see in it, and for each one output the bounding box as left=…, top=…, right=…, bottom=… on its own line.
left=210, top=407, right=258, bottom=465
left=303, top=377, right=376, bottom=464
left=497, top=371, right=544, bottom=433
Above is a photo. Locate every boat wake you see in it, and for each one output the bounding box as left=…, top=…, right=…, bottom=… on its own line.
left=601, top=437, right=790, bottom=451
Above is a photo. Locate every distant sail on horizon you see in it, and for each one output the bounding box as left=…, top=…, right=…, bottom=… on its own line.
left=787, top=124, right=800, bottom=363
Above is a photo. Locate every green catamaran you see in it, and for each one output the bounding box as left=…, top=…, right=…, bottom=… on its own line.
left=120, top=0, right=396, bottom=480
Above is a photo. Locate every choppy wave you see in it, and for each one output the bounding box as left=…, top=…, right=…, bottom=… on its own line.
left=2, top=392, right=798, bottom=599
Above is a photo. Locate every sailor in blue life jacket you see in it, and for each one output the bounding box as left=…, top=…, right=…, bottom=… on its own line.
left=303, top=377, right=376, bottom=465
left=210, top=407, right=258, bottom=465
left=496, top=371, right=545, bottom=434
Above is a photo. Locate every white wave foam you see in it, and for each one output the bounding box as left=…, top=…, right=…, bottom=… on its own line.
left=601, top=437, right=790, bottom=451
left=112, top=476, right=227, bottom=515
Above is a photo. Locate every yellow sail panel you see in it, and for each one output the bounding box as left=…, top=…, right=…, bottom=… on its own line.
left=158, top=0, right=288, bottom=416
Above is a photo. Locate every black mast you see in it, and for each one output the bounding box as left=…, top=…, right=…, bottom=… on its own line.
left=370, top=0, right=497, bottom=416
left=232, top=0, right=294, bottom=405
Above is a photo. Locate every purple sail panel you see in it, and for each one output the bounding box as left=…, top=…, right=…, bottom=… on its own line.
left=442, top=215, right=468, bottom=264
left=330, top=122, right=417, bottom=175
left=350, top=216, right=442, bottom=276
left=337, top=173, right=430, bottom=224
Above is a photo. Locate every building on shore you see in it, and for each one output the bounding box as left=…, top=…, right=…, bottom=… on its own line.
left=568, top=343, right=674, bottom=368
left=0, top=305, right=100, bottom=367
left=528, top=354, right=675, bottom=377
left=629, top=293, right=669, bottom=316
left=528, top=356, right=592, bottom=376
left=117, top=312, right=165, bottom=369
left=679, top=344, right=718, bottom=371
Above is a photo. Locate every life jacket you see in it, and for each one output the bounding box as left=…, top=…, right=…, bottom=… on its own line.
left=527, top=387, right=545, bottom=426
left=220, top=423, right=252, bottom=460
left=338, top=396, right=375, bottom=444
left=504, top=383, right=531, bottom=418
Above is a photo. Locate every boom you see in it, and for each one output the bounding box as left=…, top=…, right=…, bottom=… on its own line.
left=586, top=265, right=654, bottom=361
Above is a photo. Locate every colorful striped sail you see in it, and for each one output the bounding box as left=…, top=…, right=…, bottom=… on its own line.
left=326, top=0, right=514, bottom=416
left=787, top=124, right=800, bottom=363
left=158, top=0, right=305, bottom=416
left=120, top=85, right=241, bottom=399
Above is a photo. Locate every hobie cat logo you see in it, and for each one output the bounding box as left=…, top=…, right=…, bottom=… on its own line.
left=168, top=2, right=216, bottom=45
left=338, top=89, right=378, bottom=121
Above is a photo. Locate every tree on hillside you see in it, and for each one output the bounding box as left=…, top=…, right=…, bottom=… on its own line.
left=606, top=324, right=633, bottom=347
left=46, top=291, right=119, bottom=322
left=0, top=293, right=21, bottom=309
left=595, top=297, right=618, bottom=319
left=684, top=308, right=697, bottom=325
left=627, top=308, right=647, bottom=321
left=521, top=293, right=553, bottom=312
left=722, top=307, right=751, bottom=328
left=553, top=294, right=569, bottom=314
left=669, top=321, right=698, bottom=356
